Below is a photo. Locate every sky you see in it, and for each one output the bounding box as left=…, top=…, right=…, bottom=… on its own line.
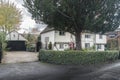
left=9, top=0, right=46, bottom=33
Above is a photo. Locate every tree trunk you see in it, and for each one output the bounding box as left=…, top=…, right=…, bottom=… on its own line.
left=75, top=32, right=82, bottom=50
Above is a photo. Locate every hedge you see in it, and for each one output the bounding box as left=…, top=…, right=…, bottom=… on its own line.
left=39, top=50, right=119, bottom=65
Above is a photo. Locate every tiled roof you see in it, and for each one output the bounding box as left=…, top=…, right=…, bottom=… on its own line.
left=41, top=27, right=54, bottom=34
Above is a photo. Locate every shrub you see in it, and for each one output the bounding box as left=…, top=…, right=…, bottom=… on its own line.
left=26, top=44, right=36, bottom=52
left=48, top=42, right=52, bottom=50
left=39, top=50, right=119, bottom=65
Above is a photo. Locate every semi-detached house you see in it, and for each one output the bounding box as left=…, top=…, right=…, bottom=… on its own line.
left=41, top=27, right=107, bottom=51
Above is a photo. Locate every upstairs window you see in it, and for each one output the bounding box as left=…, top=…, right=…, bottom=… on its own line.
left=59, top=31, right=65, bottom=36
left=85, top=35, right=91, bottom=38
left=45, top=37, right=49, bottom=42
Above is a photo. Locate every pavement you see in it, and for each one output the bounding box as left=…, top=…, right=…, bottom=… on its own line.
left=0, top=61, right=120, bottom=80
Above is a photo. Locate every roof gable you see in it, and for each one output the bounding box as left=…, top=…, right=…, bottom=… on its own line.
left=6, top=31, right=27, bottom=41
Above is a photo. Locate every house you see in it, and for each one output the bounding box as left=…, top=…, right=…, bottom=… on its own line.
left=6, top=30, right=27, bottom=51
left=41, top=27, right=107, bottom=51
left=105, top=31, right=120, bottom=50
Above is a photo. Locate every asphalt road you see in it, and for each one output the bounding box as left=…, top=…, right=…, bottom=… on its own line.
left=0, top=61, right=120, bottom=80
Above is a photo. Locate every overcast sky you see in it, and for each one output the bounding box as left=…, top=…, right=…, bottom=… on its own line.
left=9, top=0, right=46, bottom=33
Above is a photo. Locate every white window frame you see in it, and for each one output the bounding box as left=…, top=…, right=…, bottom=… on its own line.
left=59, top=43, right=64, bottom=49
left=85, top=34, right=91, bottom=38
left=85, top=43, right=90, bottom=49
left=59, top=31, right=65, bottom=36
left=97, top=44, right=102, bottom=49
left=45, top=37, right=49, bottom=42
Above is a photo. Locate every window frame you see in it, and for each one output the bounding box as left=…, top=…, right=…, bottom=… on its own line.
left=85, top=43, right=90, bottom=49
left=97, top=44, right=102, bottom=49
left=85, top=34, right=91, bottom=38
left=59, top=43, right=64, bottom=49
left=59, top=31, right=65, bottom=36
left=45, top=37, right=49, bottom=42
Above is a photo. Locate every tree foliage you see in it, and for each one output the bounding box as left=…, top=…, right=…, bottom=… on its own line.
left=107, top=39, right=118, bottom=50
left=0, top=0, right=21, bottom=33
left=24, top=0, right=120, bottom=50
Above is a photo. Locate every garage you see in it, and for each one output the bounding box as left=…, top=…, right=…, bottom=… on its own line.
left=7, top=41, right=26, bottom=51
left=6, top=31, right=27, bottom=51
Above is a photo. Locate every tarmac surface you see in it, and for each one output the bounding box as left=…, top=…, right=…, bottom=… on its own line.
left=0, top=61, right=120, bottom=80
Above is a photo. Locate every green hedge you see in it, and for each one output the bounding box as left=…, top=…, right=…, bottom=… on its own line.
left=39, top=50, right=119, bottom=65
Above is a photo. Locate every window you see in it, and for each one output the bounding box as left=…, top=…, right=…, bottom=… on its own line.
left=99, top=35, right=103, bottom=39
left=109, top=35, right=115, bottom=38
left=59, top=44, right=64, bottom=49
left=13, top=34, right=15, bottom=37
left=45, top=37, right=49, bottom=42
left=59, top=31, right=65, bottom=36
left=85, top=43, right=90, bottom=49
left=97, top=44, right=102, bottom=49
left=85, top=35, right=91, bottom=38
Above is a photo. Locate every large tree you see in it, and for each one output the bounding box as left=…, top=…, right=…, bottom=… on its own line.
left=24, top=0, right=120, bottom=50
left=0, top=0, right=21, bottom=33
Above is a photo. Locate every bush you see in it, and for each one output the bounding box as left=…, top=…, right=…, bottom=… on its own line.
left=48, top=42, right=52, bottom=50
left=39, top=50, right=119, bottom=65
left=26, top=44, right=36, bottom=52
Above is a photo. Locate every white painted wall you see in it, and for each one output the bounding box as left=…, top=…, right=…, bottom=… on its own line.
left=81, top=33, right=94, bottom=48
left=6, top=31, right=26, bottom=41
left=53, top=44, right=69, bottom=51
left=54, top=31, right=72, bottom=42
left=41, top=30, right=107, bottom=51
left=41, top=31, right=55, bottom=49
left=81, top=33, right=94, bottom=42
left=95, top=34, right=107, bottom=44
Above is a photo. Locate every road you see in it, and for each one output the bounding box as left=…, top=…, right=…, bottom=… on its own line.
left=0, top=61, right=120, bottom=80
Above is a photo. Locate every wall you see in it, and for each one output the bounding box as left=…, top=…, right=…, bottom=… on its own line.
left=81, top=33, right=94, bottom=48
left=54, top=31, right=73, bottom=42
left=41, top=31, right=55, bottom=49
left=53, top=44, right=69, bottom=51
left=95, top=34, right=107, bottom=44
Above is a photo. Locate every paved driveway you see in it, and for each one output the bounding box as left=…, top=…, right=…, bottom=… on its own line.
left=2, top=51, right=39, bottom=63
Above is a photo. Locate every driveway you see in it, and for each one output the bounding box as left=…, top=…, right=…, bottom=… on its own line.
left=0, top=61, right=120, bottom=80
left=2, top=51, right=39, bottom=63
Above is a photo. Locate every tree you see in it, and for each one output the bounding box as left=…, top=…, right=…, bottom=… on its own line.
left=0, top=32, right=6, bottom=62
left=0, top=0, right=21, bottom=33
left=107, top=39, right=118, bottom=50
left=24, top=0, right=120, bottom=50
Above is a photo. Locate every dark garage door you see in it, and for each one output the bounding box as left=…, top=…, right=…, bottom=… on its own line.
left=7, top=41, right=26, bottom=51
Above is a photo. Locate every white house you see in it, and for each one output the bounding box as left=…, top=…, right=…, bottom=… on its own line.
left=41, top=27, right=107, bottom=51
left=6, top=30, right=27, bottom=51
